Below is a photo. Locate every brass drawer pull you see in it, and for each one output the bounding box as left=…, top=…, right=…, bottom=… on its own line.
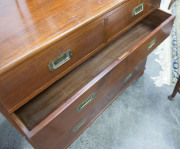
left=48, top=49, right=73, bottom=71
left=132, top=3, right=144, bottom=17
left=73, top=118, right=87, bottom=132
left=76, top=92, right=96, bottom=113
left=147, top=38, right=158, bottom=51
left=124, top=73, right=132, bottom=83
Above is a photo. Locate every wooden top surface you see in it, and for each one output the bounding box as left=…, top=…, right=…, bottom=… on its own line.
left=0, top=0, right=126, bottom=76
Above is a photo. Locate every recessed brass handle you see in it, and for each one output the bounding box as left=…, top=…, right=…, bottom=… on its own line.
left=73, top=118, right=87, bottom=132
left=147, top=38, right=158, bottom=51
left=132, top=3, right=144, bottom=17
left=76, top=92, right=96, bottom=113
left=48, top=49, right=73, bottom=71
left=124, top=73, right=133, bottom=83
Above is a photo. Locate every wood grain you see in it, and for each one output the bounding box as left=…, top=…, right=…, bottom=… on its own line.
left=0, top=0, right=161, bottom=114
left=30, top=60, right=146, bottom=149
left=15, top=21, right=153, bottom=131
left=13, top=9, right=175, bottom=142
left=0, top=5, right=174, bottom=149
left=0, top=20, right=105, bottom=113
left=0, top=0, right=176, bottom=148
left=0, top=0, right=127, bottom=77
left=0, top=0, right=159, bottom=77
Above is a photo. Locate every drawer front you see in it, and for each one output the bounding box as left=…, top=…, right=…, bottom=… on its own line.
left=108, top=0, right=160, bottom=40
left=31, top=59, right=146, bottom=149
left=0, top=20, right=105, bottom=113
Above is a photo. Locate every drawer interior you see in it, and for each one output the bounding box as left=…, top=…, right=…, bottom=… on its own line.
left=14, top=9, right=172, bottom=131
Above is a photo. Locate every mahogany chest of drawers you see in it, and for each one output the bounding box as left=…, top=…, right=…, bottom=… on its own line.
left=0, top=0, right=175, bottom=148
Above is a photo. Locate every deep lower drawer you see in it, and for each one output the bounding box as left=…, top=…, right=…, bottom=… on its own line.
left=30, top=60, right=147, bottom=149
left=13, top=9, right=174, bottom=149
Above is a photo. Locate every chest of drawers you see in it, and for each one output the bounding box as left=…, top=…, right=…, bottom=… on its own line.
left=0, top=0, right=175, bottom=149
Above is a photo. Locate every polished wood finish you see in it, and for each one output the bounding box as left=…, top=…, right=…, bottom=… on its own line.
left=0, top=0, right=160, bottom=77
left=107, top=0, right=159, bottom=40
left=0, top=0, right=161, bottom=114
left=168, top=75, right=180, bottom=100
left=12, top=9, right=175, bottom=149
left=0, top=0, right=175, bottom=149
left=0, top=20, right=105, bottom=113
left=30, top=60, right=147, bottom=149
left=0, top=0, right=126, bottom=76
left=15, top=21, right=153, bottom=131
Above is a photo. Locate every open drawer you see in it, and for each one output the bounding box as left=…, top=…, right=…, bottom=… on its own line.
left=12, top=9, right=175, bottom=149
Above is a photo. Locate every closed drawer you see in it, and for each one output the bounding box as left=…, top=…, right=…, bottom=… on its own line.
left=0, top=20, right=105, bottom=113
left=108, top=0, right=160, bottom=40
left=13, top=9, right=175, bottom=149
